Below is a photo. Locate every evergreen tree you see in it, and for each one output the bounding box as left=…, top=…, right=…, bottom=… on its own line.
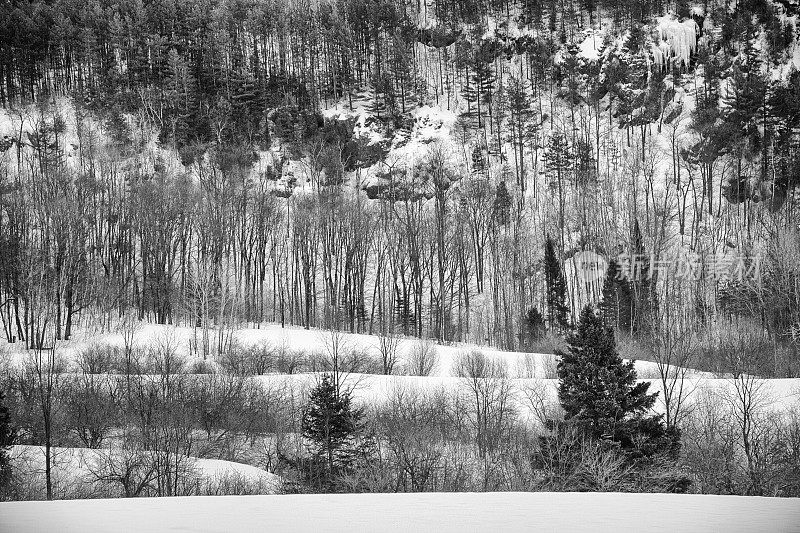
left=492, top=180, right=512, bottom=226
left=557, top=305, right=674, bottom=459
left=599, top=258, right=633, bottom=333
left=301, top=375, right=367, bottom=488
left=523, top=306, right=546, bottom=346
left=630, top=220, right=656, bottom=335
left=544, top=236, right=569, bottom=331
left=544, top=132, right=571, bottom=230
left=461, top=53, right=496, bottom=131
left=505, top=73, right=538, bottom=192
left=471, top=142, right=487, bottom=176
left=0, top=389, right=15, bottom=496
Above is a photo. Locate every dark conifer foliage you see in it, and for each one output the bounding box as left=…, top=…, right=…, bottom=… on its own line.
left=557, top=305, right=674, bottom=459
left=599, top=258, right=633, bottom=333
left=630, top=220, right=657, bottom=336
left=301, top=375, right=369, bottom=489
left=544, top=236, right=569, bottom=331
left=0, top=389, right=15, bottom=496
left=523, top=306, right=546, bottom=346
left=492, top=180, right=512, bottom=226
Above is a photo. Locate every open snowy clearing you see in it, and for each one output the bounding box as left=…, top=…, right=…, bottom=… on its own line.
left=2, top=492, right=799, bottom=533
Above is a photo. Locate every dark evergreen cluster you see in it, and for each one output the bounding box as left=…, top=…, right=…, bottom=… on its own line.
left=299, top=375, right=371, bottom=490
left=0, top=389, right=15, bottom=498
left=535, top=305, right=687, bottom=492
left=558, top=306, right=674, bottom=457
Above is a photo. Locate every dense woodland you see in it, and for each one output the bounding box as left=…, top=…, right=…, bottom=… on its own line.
left=0, top=0, right=799, bottom=362
left=1, top=0, right=800, bottom=504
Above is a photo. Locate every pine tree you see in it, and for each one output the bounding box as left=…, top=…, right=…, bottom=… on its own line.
left=505, top=73, right=538, bottom=192
left=523, top=306, right=546, bottom=346
left=557, top=305, right=673, bottom=458
left=0, top=389, right=15, bottom=496
left=544, top=236, right=569, bottom=331
left=492, top=180, right=512, bottom=226
left=599, top=258, right=633, bottom=333
left=461, top=53, right=496, bottom=131
left=630, top=219, right=656, bottom=335
left=471, top=142, right=487, bottom=176
left=544, top=132, right=571, bottom=230
left=301, top=375, right=367, bottom=488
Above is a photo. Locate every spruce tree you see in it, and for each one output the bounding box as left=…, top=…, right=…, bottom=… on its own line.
left=492, top=180, right=512, bottom=226
left=0, top=389, right=15, bottom=496
left=471, top=143, right=487, bottom=176
left=544, top=236, right=569, bottom=331
left=630, top=219, right=656, bottom=335
left=557, top=305, right=673, bottom=458
left=505, top=74, right=537, bottom=192
left=301, top=375, right=366, bottom=488
left=461, top=53, right=496, bottom=131
left=599, top=258, right=633, bottom=333
left=523, top=306, right=546, bottom=346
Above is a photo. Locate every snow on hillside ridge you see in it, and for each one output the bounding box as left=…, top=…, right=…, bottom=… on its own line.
left=2, top=491, right=799, bottom=533
left=0, top=321, right=697, bottom=380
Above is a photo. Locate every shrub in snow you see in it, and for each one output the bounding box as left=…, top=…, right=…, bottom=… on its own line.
left=405, top=340, right=439, bottom=376
left=76, top=344, right=123, bottom=375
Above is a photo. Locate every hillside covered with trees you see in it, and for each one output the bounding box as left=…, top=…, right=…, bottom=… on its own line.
left=0, top=0, right=799, bottom=374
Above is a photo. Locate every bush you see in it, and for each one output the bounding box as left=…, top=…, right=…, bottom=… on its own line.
left=275, top=348, right=304, bottom=374
left=405, top=340, right=439, bottom=376
left=341, top=349, right=381, bottom=374
left=76, top=344, right=122, bottom=374
left=216, top=346, right=250, bottom=375
left=217, top=341, right=275, bottom=375
left=147, top=345, right=186, bottom=375
left=248, top=342, right=276, bottom=375
left=187, top=358, right=218, bottom=375
left=527, top=330, right=568, bottom=356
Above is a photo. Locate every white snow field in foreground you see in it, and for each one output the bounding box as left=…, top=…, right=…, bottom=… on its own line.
left=2, top=492, right=799, bottom=533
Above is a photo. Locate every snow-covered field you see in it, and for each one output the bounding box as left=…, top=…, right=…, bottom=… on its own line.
left=5, top=322, right=797, bottom=415
left=2, top=492, right=799, bottom=533
left=3, top=321, right=799, bottom=518
left=4, top=322, right=799, bottom=430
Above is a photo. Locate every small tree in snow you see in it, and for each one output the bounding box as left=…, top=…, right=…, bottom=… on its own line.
left=301, top=375, right=368, bottom=489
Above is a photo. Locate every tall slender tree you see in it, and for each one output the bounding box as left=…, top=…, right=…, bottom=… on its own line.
left=544, top=236, right=569, bottom=331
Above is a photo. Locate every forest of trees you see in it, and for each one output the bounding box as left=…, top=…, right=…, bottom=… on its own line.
left=1, top=0, right=800, bottom=505
left=0, top=0, right=798, bottom=365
